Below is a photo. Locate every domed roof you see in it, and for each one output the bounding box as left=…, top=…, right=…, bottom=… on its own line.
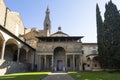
left=50, top=27, right=69, bottom=37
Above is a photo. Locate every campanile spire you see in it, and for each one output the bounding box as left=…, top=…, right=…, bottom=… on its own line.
left=44, top=6, right=51, bottom=36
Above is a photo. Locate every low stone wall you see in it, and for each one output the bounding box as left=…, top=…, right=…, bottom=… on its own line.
left=0, top=60, right=31, bottom=76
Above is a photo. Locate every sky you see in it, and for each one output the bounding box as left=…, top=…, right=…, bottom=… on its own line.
left=4, top=0, right=120, bottom=43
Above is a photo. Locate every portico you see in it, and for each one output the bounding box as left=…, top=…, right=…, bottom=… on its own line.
left=37, top=52, right=83, bottom=71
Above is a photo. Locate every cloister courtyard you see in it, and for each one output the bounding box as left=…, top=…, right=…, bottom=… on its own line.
left=1, top=0, right=120, bottom=80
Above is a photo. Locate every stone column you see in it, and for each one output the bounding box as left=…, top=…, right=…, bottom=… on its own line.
left=17, top=48, right=21, bottom=62
left=38, top=55, right=41, bottom=71
left=66, top=54, right=67, bottom=71
left=1, top=40, right=6, bottom=60
left=73, top=55, right=75, bottom=71
left=52, top=55, right=54, bottom=71
left=26, top=50, right=29, bottom=61
left=44, top=55, right=46, bottom=70
left=31, top=51, right=35, bottom=71
left=91, top=58, right=93, bottom=71
left=80, top=55, right=83, bottom=71
left=79, top=55, right=81, bottom=71
left=33, top=51, right=36, bottom=70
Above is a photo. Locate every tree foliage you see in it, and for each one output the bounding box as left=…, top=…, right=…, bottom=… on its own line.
left=96, top=0, right=120, bottom=69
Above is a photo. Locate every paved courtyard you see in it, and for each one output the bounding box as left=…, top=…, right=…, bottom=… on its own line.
left=41, top=72, right=75, bottom=80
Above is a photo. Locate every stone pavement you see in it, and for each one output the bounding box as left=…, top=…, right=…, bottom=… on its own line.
left=41, top=72, right=75, bottom=80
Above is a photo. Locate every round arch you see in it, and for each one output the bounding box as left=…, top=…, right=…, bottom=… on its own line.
left=19, top=48, right=27, bottom=63
left=4, top=38, right=18, bottom=61
left=6, top=38, right=19, bottom=47
left=93, top=56, right=98, bottom=61
left=53, top=47, right=66, bottom=71
left=86, top=57, right=91, bottom=68
left=92, top=56, right=99, bottom=68
left=54, top=47, right=66, bottom=55
left=87, top=57, right=91, bottom=61
left=27, top=49, right=33, bottom=63
left=0, top=32, right=5, bottom=59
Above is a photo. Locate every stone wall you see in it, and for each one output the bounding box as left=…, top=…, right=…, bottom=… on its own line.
left=0, top=0, right=6, bottom=26
left=0, top=0, right=25, bottom=36
left=5, top=10, right=24, bottom=36
left=37, top=42, right=82, bottom=53
left=0, top=60, right=31, bottom=76
left=82, top=43, right=98, bottom=62
left=82, top=43, right=101, bottom=71
left=38, top=30, right=47, bottom=36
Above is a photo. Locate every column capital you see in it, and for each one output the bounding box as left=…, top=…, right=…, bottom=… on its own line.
left=18, top=44, right=23, bottom=48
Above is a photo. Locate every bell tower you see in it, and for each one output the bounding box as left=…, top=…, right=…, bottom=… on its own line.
left=44, top=6, right=51, bottom=36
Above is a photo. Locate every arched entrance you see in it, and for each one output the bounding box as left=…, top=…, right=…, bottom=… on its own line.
left=54, top=47, right=65, bottom=71
left=86, top=57, right=92, bottom=71
left=4, top=39, right=18, bottom=61
left=92, top=56, right=100, bottom=69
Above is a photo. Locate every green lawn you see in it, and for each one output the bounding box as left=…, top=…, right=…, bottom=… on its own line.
left=68, top=71, right=120, bottom=80
left=0, top=72, right=50, bottom=80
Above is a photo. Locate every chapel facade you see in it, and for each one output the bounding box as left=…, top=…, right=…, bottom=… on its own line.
left=36, top=29, right=83, bottom=71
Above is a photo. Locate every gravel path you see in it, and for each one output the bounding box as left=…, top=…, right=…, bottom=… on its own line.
left=41, top=72, right=75, bottom=80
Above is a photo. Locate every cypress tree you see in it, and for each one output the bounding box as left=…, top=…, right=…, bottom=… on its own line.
left=96, top=4, right=105, bottom=68
left=104, top=0, right=120, bottom=69
left=97, top=0, right=120, bottom=69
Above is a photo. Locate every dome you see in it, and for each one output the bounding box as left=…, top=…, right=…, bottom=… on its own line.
left=50, top=27, right=69, bottom=37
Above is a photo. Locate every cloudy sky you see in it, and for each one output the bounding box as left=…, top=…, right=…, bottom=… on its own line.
left=5, top=0, right=120, bottom=43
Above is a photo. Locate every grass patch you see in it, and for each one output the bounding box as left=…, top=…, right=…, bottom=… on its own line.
left=0, top=72, right=51, bottom=80
left=68, top=71, right=120, bottom=80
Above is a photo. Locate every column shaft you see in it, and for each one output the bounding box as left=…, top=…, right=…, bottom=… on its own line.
left=66, top=55, right=67, bottom=71
left=80, top=55, right=83, bottom=71
left=1, top=41, right=6, bottom=60
left=39, top=55, right=41, bottom=71
left=91, top=59, right=93, bottom=70
left=26, top=51, right=29, bottom=61
left=73, top=55, right=75, bottom=71
left=44, top=55, right=46, bottom=70
left=52, top=55, right=54, bottom=71
left=31, top=51, right=35, bottom=71
left=17, top=48, right=20, bottom=62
